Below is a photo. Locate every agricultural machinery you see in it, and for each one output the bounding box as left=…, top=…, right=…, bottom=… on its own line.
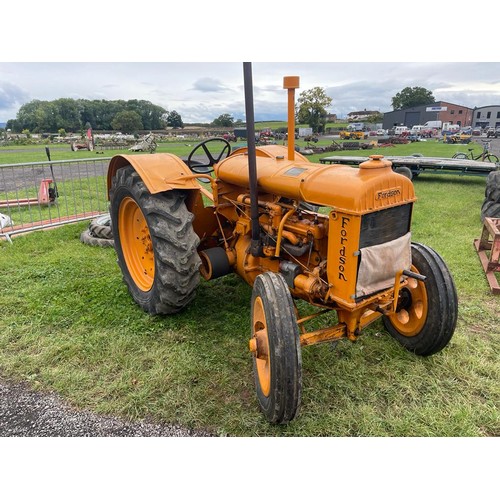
left=0, top=147, right=58, bottom=210
left=129, top=132, right=158, bottom=153
left=71, top=127, right=94, bottom=151
left=107, top=64, right=458, bottom=424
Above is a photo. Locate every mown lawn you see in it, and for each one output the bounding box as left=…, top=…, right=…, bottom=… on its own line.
left=0, top=145, right=499, bottom=436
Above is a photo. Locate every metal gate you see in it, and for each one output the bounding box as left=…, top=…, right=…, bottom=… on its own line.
left=0, top=157, right=111, bottom=242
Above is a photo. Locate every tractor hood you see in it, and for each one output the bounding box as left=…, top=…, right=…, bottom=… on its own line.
left=216, top=147, right=416, bottom=214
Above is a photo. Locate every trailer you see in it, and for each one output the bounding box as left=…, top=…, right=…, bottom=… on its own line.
left=319, top=155, right=499, bottom=179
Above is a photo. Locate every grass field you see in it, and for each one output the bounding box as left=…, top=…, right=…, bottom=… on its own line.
left=0, top=133, right=492, bottom=165
left=0, top=142, right=499, bottom=437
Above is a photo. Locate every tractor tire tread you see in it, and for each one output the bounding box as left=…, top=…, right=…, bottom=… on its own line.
left=382, top=242, right=458, bottom=356
left=80, top=229, right=114, bottom=248
left=110, top=166, right=201, bottom=315
left=252, top=272, right=302, bottom=424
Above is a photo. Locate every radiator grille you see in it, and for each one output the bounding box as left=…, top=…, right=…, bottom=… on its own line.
left=359, top=204, right=412, bottom=248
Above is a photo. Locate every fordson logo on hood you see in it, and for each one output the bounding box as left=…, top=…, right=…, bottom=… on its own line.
left=376, top=187, right=401, bottom=201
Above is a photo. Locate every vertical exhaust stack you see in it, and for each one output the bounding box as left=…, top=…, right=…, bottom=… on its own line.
left=283, top=76, right=300, bottom=161
left=243, top=62, right=261, bottom=257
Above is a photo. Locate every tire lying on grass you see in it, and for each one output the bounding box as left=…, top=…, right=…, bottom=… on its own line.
left=80, top=213, right=114, bottom=248
left=89, top=214, right=113, bottom=240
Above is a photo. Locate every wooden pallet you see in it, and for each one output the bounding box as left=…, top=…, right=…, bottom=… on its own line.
left=473, top=217, right=500, bottom=295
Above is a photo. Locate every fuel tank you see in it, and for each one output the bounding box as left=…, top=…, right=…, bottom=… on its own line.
left=216, top=146, right=416, bottom=214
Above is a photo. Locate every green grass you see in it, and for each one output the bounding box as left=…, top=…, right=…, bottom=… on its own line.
left=0, top=146, right=499, bottom=437
left=0, top=135, right=489, bottom=165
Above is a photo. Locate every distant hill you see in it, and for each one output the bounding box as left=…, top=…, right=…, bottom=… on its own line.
left=0, top=123, right=6, bottom=129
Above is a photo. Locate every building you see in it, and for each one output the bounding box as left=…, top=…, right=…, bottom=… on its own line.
left=472, top=106, right=500, bottom=129
left=382, top=101, right=474, bottom=130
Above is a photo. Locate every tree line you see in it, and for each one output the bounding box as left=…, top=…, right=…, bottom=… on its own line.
left=4, top=86, right=435, bottom=135
left=5, top=98, right=184, bottom=134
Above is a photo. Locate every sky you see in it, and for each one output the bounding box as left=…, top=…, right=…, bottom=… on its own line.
left=2, top=61, right=500, bottom=126
left=2, top=3, right=499, bottom=128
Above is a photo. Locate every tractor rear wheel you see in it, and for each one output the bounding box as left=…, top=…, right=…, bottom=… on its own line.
left=250, top=272, right=302, bottom=424
left=109, top=166, right=201, bottom=315
left=382, top=242, right=458, bottom=356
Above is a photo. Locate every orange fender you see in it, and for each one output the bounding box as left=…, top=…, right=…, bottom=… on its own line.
left=107, top=153, right=203, bottom=198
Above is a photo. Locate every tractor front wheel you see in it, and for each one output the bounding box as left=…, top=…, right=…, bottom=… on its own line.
left=110, top=166, right=201, bottom=315
left=382, top=242, right=458, bottom=356
left=250, top=272, right=302, bottom=424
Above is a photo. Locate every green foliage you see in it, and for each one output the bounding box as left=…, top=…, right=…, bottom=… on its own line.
left=296, top=87, right=333, bottom=133
left=392, top=86, right=435, bottom=110
left=166, top=110, right=183, bottom=129
left=111, top=110, right=143, bottom=133
left=11, top=98, right=168, bottom=133
left=365, top=112, right=383, bottom=123
left=212, top=113, right=235, bottom=127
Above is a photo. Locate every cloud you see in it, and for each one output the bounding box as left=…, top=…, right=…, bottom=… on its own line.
left=0, top=81, right=29, bottom=111
left=191, top=77, right=229, bottom=93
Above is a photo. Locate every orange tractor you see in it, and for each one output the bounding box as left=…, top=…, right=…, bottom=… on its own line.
left=107, top=64, right=458, bottom=424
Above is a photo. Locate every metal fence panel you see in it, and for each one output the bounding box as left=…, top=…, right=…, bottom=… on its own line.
left=0, top=157, right=111, bottom=241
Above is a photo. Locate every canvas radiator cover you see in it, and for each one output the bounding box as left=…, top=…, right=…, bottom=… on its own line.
left=356, top=232, right=411, bottom=297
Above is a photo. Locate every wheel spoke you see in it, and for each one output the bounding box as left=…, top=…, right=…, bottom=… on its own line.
left=396, top=309, right=410, bottom=324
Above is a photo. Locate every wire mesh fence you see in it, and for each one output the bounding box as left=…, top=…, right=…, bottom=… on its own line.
left=0, top=157, right=111, bottom=242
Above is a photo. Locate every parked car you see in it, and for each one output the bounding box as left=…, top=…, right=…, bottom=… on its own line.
left=486, top=127, right=496, bottom=138
left=472, top=127, right=482, bottom=136
left=376, top=129, right=386, bottom=136
left=496, top=127, right=500, bottom=138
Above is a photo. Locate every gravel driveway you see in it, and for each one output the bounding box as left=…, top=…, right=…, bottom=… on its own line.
left=0, top=376, right=213, bottom=437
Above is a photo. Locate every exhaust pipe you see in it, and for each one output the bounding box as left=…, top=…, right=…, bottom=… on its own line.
left=283, top=76, right=300, bottom=161
left=243, top=62, right=261, bottom=257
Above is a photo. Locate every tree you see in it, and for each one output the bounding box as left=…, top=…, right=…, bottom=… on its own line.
left=12, top=98, right=168, bottom=133
left=212, top=113, right=234, bottom=127
left=166, top=110, right=184, bottom=129
left=365, top=112, right=384, bottom=124
left=391, top=87, right=435, bottom=110
left=296, top=87, right=333, bottom=133
left=111, top=110, right=143, bottom=133
left=125, top=99, right=167, bottom=130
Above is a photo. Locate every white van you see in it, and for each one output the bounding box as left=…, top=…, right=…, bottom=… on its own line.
left=442, top=123, right=460, bottom=134
left=410, top=125, right=425, bottom=135
left=423, top=120, right=442, bottom=129
left=394, top=126, right=409, bottom=136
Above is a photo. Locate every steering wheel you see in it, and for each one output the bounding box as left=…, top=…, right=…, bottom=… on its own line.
left=186, top=138, right=232, bottom=175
